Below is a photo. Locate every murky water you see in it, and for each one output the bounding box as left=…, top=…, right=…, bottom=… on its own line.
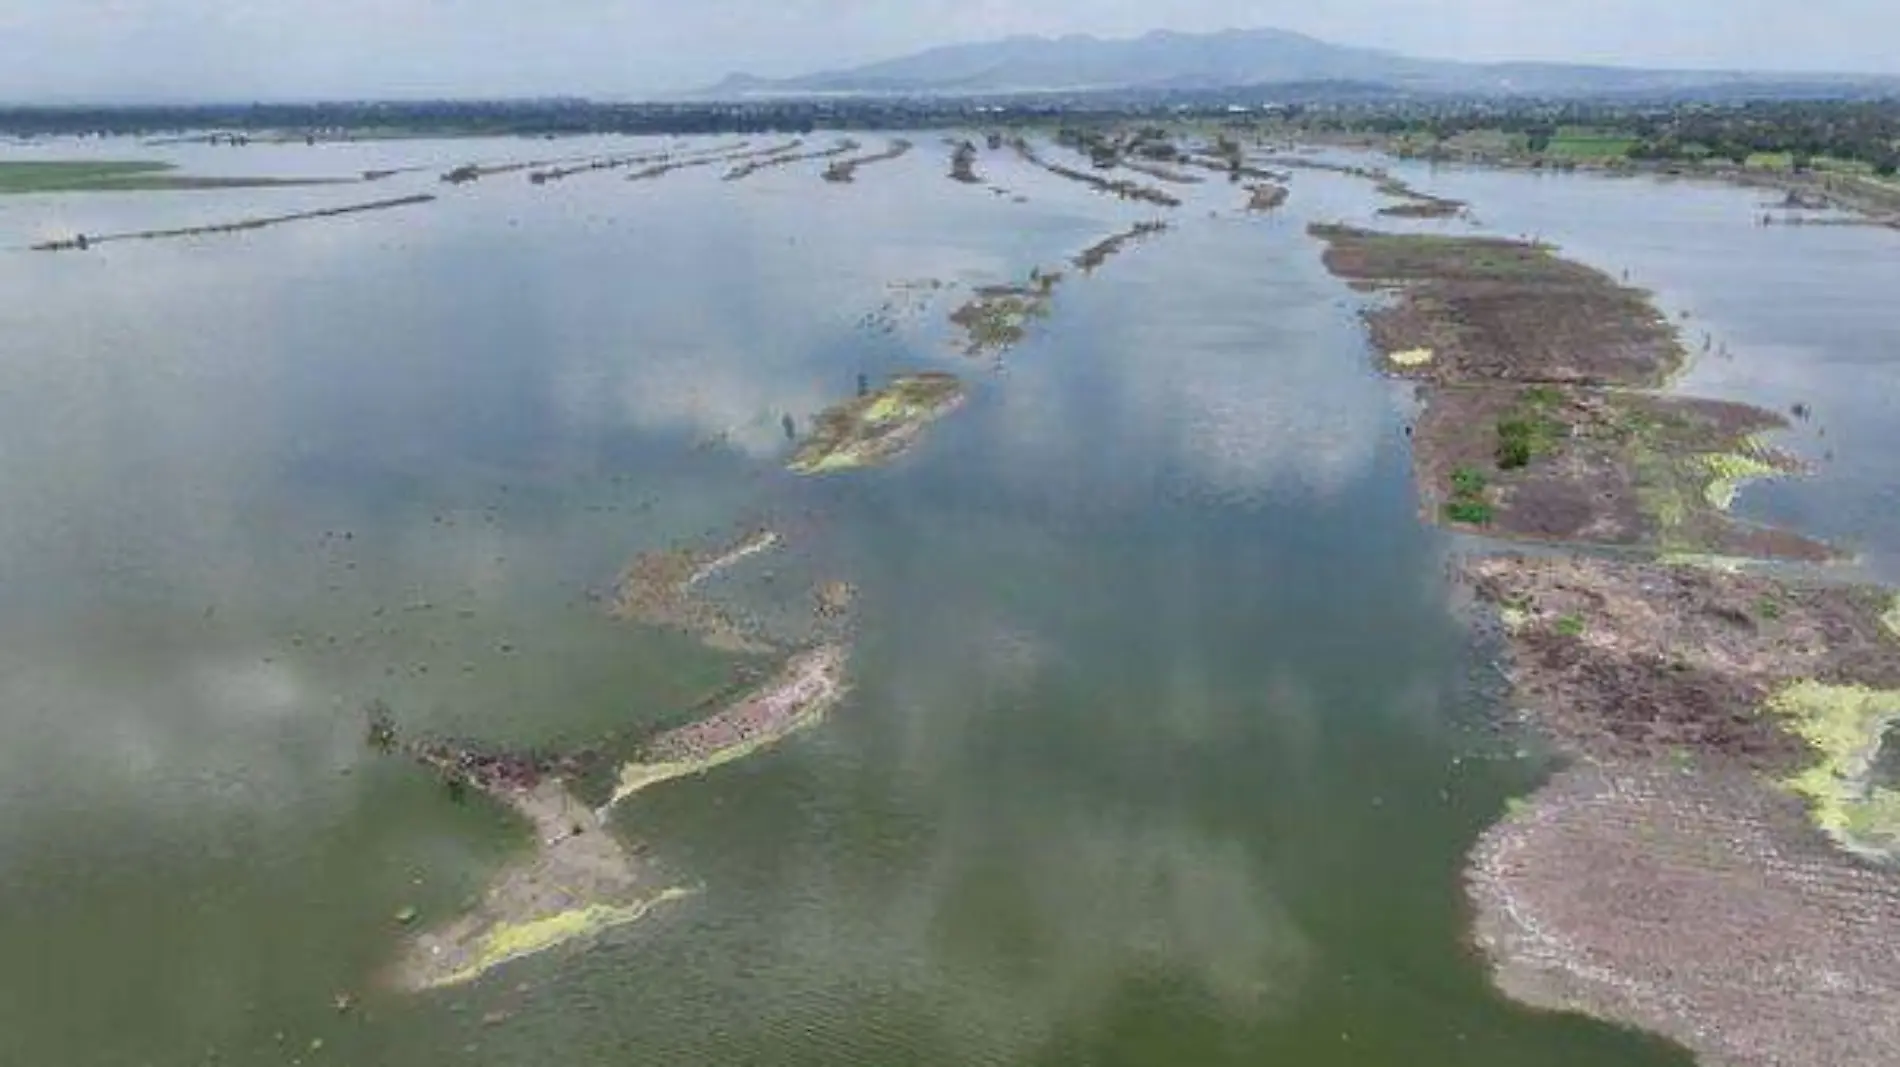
left=1, top=131, right=1890, bottom=1066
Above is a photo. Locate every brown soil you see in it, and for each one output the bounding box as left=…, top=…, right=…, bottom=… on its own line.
left=1463, top=554, right=1900, bottom=1066
left=1310, top=224, right=1684, bottom=387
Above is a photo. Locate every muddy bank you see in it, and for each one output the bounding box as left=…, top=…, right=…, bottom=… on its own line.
left=1073, top=220, right=1168, bottom=272
left=609, top=529, right=782, bottom=651
left=725, top=138, right=859, bottom=181
left=604, top=645, right=848, bottom=812
left=789, top=372, right=965, bottom=474
left=1011, top=139, right=1181, bottom=208
left=31, top=194, right=435, bottom=251
left=1464, top=554, right=1900, bottom=1066
left=822, top=138, right=912, bottom=183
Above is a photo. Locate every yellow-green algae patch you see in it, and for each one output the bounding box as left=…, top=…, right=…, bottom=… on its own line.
left=1771, top=680, right=1900, bottom=858
left=606, top=646, right=846, bottom=812
left=788, top=373, right=965, bottom=475
left=1693, top=445, right=1784, bottom=511
left=1388, top=347, right=1435, bottom=368
left=429, top=889, right=696, bottom=989
left=392, top=781, right=686, bottom=991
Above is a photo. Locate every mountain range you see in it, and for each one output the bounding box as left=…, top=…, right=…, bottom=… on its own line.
left=702, top=27, right=1898, bottom=100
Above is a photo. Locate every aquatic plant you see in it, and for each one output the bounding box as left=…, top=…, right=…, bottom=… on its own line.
left=428, top=890, right=696, bottom=989
left=1771, top=680, right=1900, bottom=858
left=1387, top=348, right=1434, bottom=368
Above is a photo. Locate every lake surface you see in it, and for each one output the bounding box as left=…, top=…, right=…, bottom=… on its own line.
left=0, top=132, right=1891, bottom=1066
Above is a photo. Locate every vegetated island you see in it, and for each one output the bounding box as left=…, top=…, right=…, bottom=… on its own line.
left=31, top=194, right=436, bottom=252
left=0, top=159, right=348, bottom=195
left=1307, top=223, right=1830, bottom=560
left=788, top=372, right=966, bottom=474
left=822, top=138, right=913, bottom=183
left=1463, top=555, right=1900, bottom=1067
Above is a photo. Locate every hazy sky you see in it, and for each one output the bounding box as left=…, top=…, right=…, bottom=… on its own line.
left=0, top=0, right=1892, bottom=102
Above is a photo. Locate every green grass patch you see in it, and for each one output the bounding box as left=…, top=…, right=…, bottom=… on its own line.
left=1555, top=614, right=1586, bottom=637
left=1444, top=466, right=1494, bottom=526
left=1545, top=130, right=1636, bottom=161
left=1495, top=412, right=1565, bottom=470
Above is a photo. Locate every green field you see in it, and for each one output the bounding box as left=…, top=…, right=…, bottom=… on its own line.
left=0, top=160, right=341, bottom=194
left=1544, top=128, right=1636, bottom=160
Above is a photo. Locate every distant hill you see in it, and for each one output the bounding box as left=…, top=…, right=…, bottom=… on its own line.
left=700, top=27, right=1899, bottom=100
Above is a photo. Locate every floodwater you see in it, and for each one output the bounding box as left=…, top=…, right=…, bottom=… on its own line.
left=0, top=131, right=1890, bottom=1066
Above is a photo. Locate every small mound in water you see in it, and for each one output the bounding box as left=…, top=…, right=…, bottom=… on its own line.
left=1466, top=554, right=1900, bottom=1066
left=606, top=645, right=848, bottom=811
left=609, top=529, right=781, bottom=651
left=789, top=373, right=965, bottom=474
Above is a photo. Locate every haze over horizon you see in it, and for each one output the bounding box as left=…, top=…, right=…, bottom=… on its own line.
left=0, top=0, right=1893, bottom=103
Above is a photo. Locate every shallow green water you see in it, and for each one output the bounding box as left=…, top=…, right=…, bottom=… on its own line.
left=5, top=131, right=1884, bottom=1066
